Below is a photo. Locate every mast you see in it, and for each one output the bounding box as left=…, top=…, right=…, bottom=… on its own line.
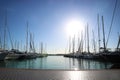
left=3, top=12, right=14, bottom=50
left=97, top=14, right=100, bottom=53
left=39, top=42, right=40, bottom=53
left=106, top=0, right=117, bottom=47
left=101, top=16, right=106, bottom=52
left=3, top=13, right=7, bottom=50
left=87, top=24, right=90, bottom=53
left=0, top=35, right=2, bottom=48
left=84, top=26, right=87, bottom=52
left=0, top=26, right=2, bottom=48
left=77, top=33, right=80, bottom=53
left=45, top=43, right=47, bottom=54
left=21, top=40, right=22, bottom=51
left=77, top=32, right=83, bottom=53
left=32, top=33, right=35, bottom=53
left=41, top=42, right=43, bottom=54
left=7, top=22, right=14, bottom=49
left=81, top=31, right=83, bottom=53
left=26, top=21, right=28, bottom=53
left=69, top=36, right=71, bottom=53
left=78, top=37, right=81, bottom=53
left=92, top=30, right=96, bottom=53
left=116, top=35, right=120, bottom=51
left=17, top=41, right=19, bottom=50
left=14, top=40, right=17, bottom=49
left=77, top=33, right=82, bottom=53
left=72, top=35, right=75, bottom=54
left=29, top=32, right=32, bottom=52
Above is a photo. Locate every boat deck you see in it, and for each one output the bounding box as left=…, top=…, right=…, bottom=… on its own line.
left=0, top=68, right=120, bottom=80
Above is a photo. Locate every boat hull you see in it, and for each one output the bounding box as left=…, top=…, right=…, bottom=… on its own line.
left=5, top=54, right=22, bottom=60
left=0, top=52, right=8, bottom=60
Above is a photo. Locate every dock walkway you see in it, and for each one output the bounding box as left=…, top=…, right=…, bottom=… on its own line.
left=0, top=68, right=120, bottom=80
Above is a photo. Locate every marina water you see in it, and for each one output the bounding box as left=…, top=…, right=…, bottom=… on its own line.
left=0, top=56, right=112, bottom=70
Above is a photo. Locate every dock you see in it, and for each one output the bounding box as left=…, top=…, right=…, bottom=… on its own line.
left=0, top=68, right=120, bottom=80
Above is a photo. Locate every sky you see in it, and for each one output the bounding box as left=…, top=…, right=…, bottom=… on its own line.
left=0, top=0, right=120, bottom=54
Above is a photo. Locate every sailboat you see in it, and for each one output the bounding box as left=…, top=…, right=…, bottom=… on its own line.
left=64, top=35, right=78, bottom=58
left=19, top=22, right=37, bottom=59
left=0, top=14, right=9, bottom=60
left=5, top=49, right=23, bottom=60
left=37, top=42, right=48, bottom=58
left=4, top=14, right=23, bottom=60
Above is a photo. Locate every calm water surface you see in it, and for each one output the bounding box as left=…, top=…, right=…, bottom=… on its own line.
left=0, top=56, right=113, bottom=70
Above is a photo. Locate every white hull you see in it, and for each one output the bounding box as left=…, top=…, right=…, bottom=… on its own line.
left=0, top=52, right=8, bottom=60
left=5, top=54, right=21, bottom=60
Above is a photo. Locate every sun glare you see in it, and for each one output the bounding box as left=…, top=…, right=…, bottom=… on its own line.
left=65, top=19, right=84, bottom=37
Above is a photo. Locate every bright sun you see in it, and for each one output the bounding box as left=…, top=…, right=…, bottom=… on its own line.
left=65, top=19, right=84, bottom=37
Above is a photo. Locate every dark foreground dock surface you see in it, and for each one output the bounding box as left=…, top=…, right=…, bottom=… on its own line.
left=0, top=68, right=120, bottom=80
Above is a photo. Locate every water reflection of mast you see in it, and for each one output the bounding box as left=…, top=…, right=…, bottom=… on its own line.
left=72, top=35, right=75, bottom=66
left=69, top=58, right=71, bottom=69
left=40, top=58, right=43, bottom=69
left=88, top=60, right=90, bottom=69
left=41, top=42, right=43, bottom=54
left=72, top=58, right=75, bottom=66
left=76, top=59, right=82, bottom=70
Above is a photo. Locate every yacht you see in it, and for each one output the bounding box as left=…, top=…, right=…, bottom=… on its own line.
left=5, top=49, right=23, bottom=60
left=0, top=49, right=8, bottom=60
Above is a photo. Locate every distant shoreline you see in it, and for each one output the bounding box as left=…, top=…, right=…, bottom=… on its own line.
left=48, top=54, right=65, bottom=56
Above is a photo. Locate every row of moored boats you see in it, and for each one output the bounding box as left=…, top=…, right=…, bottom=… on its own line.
left=0, top=49, right=48, bottom=61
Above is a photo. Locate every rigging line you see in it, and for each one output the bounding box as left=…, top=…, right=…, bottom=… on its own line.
left=97, top=14, right=100, bottom=53
left=4, top=11, right=14, bottom=49
left=106, top=0, right=117, bottom=47
left=116, top=32, right=120, bottom=49
left=0, top=35, right=2, bottom=48
left=6, top=25, right=14, bottom=49
left=0, top=27, right=2, bottom=48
